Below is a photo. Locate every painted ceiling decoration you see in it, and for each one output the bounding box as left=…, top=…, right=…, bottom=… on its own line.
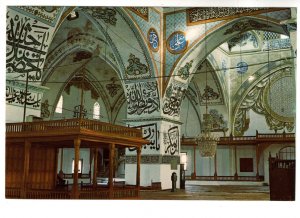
left=234, top=66, right=295, bottom=135
left=148, top=28, right=159, bottom=52
left=177, top=60, right=194, bottom=80
left=224, top=20, right=272, bottom=36
left=167, top=31, right=188, bottom=54
left=200, top=85, right=220, bottom=102
left=128, top=7, right=149, bottom=21
left=73, top=51, right=93, bottom=62
left=65, top=75, right=100, bottom=100
left=209, top=109, right=228, bottom=132
left=82, top=7, right=117, bottom=26
left=227, top=32, right=258, bottom=51
left=125, top=53, right=150, bottom=79
left=105, top=77, right=122, bottom=98
left=14, top=6, right=63, bottom=27
left=186, top=7, right=286, bottom=26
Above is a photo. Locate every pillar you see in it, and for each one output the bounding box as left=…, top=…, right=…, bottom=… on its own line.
left=256, top=145, right=260, bottom=180
left=73, top=138, right=80, bottom=199
left=59, top=148, right=64, bottom=174
left=191, top=145, right=196, bottom=179
left=21, top=140, right=31, bottom=198
left=234, top=144, right=238, bottom=180
left=108, top=143, right=115, bottom=199
left=214, top=151, right=217, bottom=180
left=136, top=146, right=141, bottom=192
left=93, top=148, right=98, bottom=188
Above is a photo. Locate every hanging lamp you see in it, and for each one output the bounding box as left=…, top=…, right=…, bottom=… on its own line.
left=196, top=18, right=218, bottom=157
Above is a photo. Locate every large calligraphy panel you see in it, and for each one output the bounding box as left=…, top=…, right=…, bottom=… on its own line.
left=163, top=82, right=186, bottom=117
left=163, top=126, right=179, bottom=156
left=126, top=81, right=160, bottom=116
left=6, top=9, right=52, bottom=81
left=6, top=85, right=42, bottom=109
left=128, top=123, right=159, bottom=152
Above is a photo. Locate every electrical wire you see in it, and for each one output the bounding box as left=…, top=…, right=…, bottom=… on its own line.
left=6, top=56, right=296, bottom=84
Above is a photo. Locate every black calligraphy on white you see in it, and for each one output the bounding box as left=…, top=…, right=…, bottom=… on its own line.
left=126, top=82, right=160, bottom=115
left=6, top=12, right=50, bottom=81
left=129, top=123, right=160, bottom=152
left=6, top=86, right=41, bottom=108
left=164, top=126, right=179, bottom=155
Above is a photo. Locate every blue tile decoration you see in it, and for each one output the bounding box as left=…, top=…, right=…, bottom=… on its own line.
left=236, top=61, right=248, bottom=74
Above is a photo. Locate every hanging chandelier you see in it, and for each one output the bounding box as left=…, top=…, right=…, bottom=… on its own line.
left=195, top=19, right=218, bottom=157
left=196, top=113, right=218, bottom=157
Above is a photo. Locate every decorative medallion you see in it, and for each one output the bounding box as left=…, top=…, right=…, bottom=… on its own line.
left=177, top=60, right=193, bottom=80
left=125, top=53, right=150, bottom=79
left=236, top=61, right=248, bottom=74
left=148, top=28, right=159, bottom=52
left=167, top=31, right=188, bottom=54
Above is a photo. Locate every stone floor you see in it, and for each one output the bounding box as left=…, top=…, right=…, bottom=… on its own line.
left=140, top=185, right=270, bottom=200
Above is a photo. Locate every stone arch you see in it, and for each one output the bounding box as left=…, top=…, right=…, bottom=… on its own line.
left=231, top=61, right=294, bottom=135
left=163, top=15, right=287, bottom=121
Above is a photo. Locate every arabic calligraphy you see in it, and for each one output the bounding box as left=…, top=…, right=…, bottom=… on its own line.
left=187, top=7, right=271, bottom=25
left=163, top=83, right=186, bottom=117
left=148, top=28, right=159, bottom=52
left=6, top=11, right=50, bottom=81
left=126, top=81, right=160, bottom=115
left=6, top=86, right=41, bottom=108
left=106, top=77, right=122, bottom=97
left=167, top=31, right=187, bottom=54
left=164, top=126, right=179, bottom=155
left=83, top=7, right=117, bottom=26
left=129, top=123, right=159, bottom=151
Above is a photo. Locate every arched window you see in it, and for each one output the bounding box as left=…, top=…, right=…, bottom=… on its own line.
left=55, top=95, right=63, bottom=113
left=279, top=146, right=295, bottom=160
left=93, top=102, right=100, bottom=120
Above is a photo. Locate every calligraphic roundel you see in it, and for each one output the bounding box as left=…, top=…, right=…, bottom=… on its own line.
left=166, top=31, right=188, bottom=54
left=148, top=28, right=159, bottom=52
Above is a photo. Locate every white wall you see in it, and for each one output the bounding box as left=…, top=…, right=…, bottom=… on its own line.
left=6, top=104, right=41, bottom=123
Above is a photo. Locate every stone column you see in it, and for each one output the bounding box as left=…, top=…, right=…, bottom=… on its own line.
left=108, top=143, right=115, bottom=198
left=214, top=152, right=217, bottom=180
left=234, top=144, right=238, bottom=180
left=73, top=138, right=80, bottom=199
left=93, top=148, right=98, bottom=188
left=136, top=146, right=141, bottom=190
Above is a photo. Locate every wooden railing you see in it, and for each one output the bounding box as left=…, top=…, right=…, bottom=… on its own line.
left=185, top=176, right=264, bottom=181
left=6, top=118, right=142, bottom=138
left=79, top=189, right=110, bottom=199
left=112, top=187, right=139, bottom=199
left=25, top=190, right=71, bottom=199
left=182, top=132, right=295, bottom=147
left=5, top=187, right=21, bottom=199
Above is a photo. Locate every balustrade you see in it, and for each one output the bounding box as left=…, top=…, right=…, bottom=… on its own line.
left=6, top=118, right=141, bottom=138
